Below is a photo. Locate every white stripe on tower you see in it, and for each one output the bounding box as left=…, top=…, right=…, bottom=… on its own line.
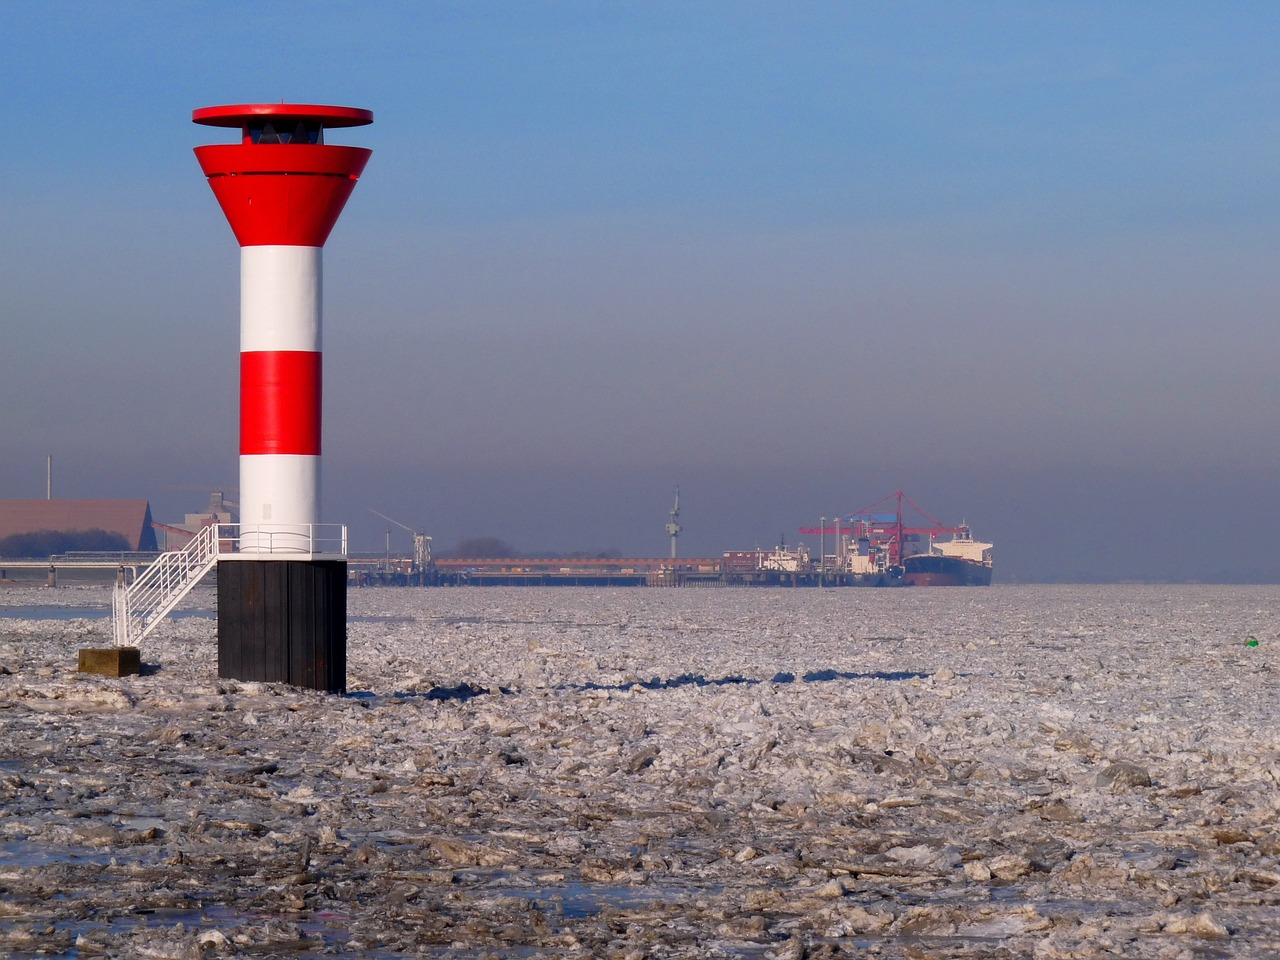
left=241, top=246, right=321, bottom=352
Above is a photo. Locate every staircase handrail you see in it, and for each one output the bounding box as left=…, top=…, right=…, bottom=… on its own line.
left=112, top=524, right=221, bottom=646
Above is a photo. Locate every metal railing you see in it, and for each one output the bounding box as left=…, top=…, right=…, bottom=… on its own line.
left=220, top=523, right=349, bottom=557
left=111, top=522, right=348, bottom=646
left=54, top=551, right=164, bottom=563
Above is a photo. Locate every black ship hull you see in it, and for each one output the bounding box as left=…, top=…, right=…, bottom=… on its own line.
left=903, top=554, right=992, bottom=586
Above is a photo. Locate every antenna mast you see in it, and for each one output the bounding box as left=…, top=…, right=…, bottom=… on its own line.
left=665, top=485, right=682, bottom=559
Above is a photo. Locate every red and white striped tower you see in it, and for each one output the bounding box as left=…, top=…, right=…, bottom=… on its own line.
left=193, top=103, right=372, bottom=692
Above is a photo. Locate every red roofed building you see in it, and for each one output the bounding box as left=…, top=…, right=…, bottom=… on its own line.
left=0, top=500, right=158, bottom=553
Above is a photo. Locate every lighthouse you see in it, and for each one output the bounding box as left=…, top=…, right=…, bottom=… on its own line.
left=194, top=103, right=372, bottom=693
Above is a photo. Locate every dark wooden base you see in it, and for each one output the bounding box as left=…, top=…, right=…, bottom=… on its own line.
left=216, top=559, right=347, bottom=693
left=79, top=647, right=141, bottom=677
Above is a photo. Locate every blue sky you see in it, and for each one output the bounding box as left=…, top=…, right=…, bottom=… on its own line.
left=3, top=2, right=1280, bottom=580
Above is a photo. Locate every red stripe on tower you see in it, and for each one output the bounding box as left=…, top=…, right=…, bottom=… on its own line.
left=240, top=351, right=322, bottom=455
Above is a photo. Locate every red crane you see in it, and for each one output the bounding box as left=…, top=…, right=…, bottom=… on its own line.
left=799, top=490, right=971, bottom=565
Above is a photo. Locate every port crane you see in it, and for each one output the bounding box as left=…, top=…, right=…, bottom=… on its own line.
left=800, top=490, right=973, bottom=566
left=368, top=509, right=432, bottom=575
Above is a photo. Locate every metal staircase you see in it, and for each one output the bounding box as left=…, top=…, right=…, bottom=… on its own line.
left=112, top=523, right=220, bottom=646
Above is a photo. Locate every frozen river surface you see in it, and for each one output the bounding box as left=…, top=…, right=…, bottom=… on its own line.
left=2, top=583, right=1279, bottom=958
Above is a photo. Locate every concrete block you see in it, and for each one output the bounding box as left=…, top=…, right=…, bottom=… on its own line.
left=78, top=647, right=141, bottom=677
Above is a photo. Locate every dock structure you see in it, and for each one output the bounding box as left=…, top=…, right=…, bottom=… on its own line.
left=348, top=556, right=722, bottom=587
left=347, top=555, right=859, bottom=587
left=435, top=557, right=724, bottom=587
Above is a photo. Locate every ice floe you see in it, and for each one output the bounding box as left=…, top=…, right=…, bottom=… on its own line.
left=0, top=583, right=1278, bottom=957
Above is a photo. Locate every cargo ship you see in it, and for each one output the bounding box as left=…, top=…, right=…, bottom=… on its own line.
left=799, top=490, right=993, bottom=587
left=902, top=528, right=994, bottom=586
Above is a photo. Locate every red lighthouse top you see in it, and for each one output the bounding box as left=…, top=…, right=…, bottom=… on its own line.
left=194, top=102, right=373, bottom=247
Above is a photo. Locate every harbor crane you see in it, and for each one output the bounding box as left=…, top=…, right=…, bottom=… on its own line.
left=799, top=490, right=971, bottom=566
left=368, top=509, right=432, bottom=575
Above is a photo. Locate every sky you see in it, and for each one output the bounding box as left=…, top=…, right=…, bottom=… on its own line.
left=2, top=1, right=1279, bottom=582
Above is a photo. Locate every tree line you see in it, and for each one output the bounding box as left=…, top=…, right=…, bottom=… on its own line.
left=440, top=537, right=621, bottom=560
left=0, top=529, right=131, bottom=558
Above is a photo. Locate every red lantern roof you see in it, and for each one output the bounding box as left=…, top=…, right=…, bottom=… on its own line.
left=192, top=103, right=373, bottom=128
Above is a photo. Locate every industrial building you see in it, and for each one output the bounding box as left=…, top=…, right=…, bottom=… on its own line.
left=0, top=500, right=158, bottom=554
